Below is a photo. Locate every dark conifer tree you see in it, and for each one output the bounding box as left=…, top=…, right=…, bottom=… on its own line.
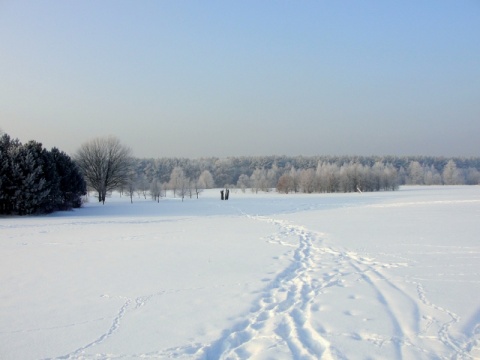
left=8, top=141, right=50, bottom=214
left=0, top=133, right=87, bottom=215
left=50, top=148, right=86, bottom=210
left=0, top=134, right=21, bottom=214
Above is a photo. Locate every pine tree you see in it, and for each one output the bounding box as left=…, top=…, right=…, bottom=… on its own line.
left=9, top=141, right=50, bottom=215
left=1, top=133, right=86, bottom=215
left=0, top=134, right=21, bottom=214
left=50, top=148, right=86, bottom=210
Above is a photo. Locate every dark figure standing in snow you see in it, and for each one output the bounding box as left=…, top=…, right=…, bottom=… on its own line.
left=220, top=190, right=224, bottom=200
left=225, top=189, right=230, bottom=200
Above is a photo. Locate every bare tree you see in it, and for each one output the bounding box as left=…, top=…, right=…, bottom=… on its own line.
left=161, top=182, right=169, bottom=198
left=150, top=179, right=161, bottom=202
left=136, top=174, right=149, bottom=199
left=177, top=175, right=190, bottom=202
left=188, top=179, right=196, bottom=199
left=75, top=136, right=132, bottom=204
left=125, top=172, right=136, bottom=203
left=194, top=175, right=205, bottom=199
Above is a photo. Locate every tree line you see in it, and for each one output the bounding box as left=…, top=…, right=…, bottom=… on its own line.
left=77, top=137, right=480, bottom=201
left=2, top=133, right=479, bottom=213
left=128, top=154, right=479, bottom=197
left=0, top=132, right=86, bottom=215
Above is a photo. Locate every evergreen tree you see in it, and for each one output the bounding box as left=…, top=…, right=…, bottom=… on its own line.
left=0, top=133, right=86, bottom=215
left=39, top=145, right=60, bottom=213
left=0, top=134, right=21, bottom=214
left=9, top=141, right=50, bottom=215
left=50, top=148, right=86, bottom=209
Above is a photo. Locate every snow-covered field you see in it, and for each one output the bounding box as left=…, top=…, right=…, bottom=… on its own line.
left=1, top=186, right=479, bottom=360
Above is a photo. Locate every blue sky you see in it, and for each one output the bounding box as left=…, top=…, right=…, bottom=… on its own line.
left=1, top=1, right=479, bottom=158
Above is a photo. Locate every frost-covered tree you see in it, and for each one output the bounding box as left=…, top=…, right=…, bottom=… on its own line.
left=193, top=178, right=204, bottom=199
left=289, top=167, right=299, bottom=193
left=383, top=163, right=400, bottom=190
left=197, top=170, right=214, bottom=189
left=276, top=173, right=294, bottom=194
left=267, top=163, right=280, bottom=189
left=176, top=174, right=190, bottom=202
left=315, top=162, right=339, bottom=193
left=188, top=179, right=196, bottom=199
left=125, top=170, right=137, bottom=203
left=131, top=172, right=149, bottom=199
left=424, top=165, right=442, bottom=185
left=443, top=160, right=463, bottom=185
left=169, top=167, right=186, bottom=197
left=408, top=161, right=424, bottom=185
left=465, top=168, right=480, bottom=185
left=75, top=136, right=132, bottom=204
left=236, top=174, right=250, bottom=193
left=338, top=163, right=359, bottom=192
left=150, top=179, right=161, bottom=202
left=299, top=168, right=316, bottom=193
left=214, top=158, right=234, bottom=187
left=250, top=168, right=269, bottom=193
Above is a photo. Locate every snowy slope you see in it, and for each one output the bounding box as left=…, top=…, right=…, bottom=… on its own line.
left=1, top=186, right=479, bottom=359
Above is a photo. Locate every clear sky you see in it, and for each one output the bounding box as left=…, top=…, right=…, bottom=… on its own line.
left=1, top=1, right=479, bottom=158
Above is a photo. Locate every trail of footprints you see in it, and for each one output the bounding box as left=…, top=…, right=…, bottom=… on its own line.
left=198, top=216, right=336, bottom=359
left=196, top=215, right=479, bottom=359
left=50, top=215, right=479, bottom=359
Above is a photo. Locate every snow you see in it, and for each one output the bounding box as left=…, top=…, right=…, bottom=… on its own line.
left=1, top=186, right=479, bottom=359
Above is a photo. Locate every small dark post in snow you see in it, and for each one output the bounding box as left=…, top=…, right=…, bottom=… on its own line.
left=220, top=190, right=224, bottom=200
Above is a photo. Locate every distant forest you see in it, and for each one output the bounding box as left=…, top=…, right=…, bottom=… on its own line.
left=2, top=129, right=480, bottom=215
left=131, top=155, right=480, bottom=196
